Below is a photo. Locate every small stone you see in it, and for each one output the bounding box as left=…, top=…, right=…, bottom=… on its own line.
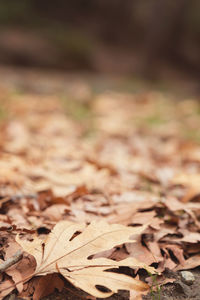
left=180, top=271, right=195, bottom=285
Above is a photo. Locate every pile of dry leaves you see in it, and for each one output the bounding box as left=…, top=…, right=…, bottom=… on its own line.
left=0, top=85, right=200, bottom=299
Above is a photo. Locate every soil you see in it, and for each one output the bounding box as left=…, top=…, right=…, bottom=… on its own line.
left=144, top=268, right=200, bottom=300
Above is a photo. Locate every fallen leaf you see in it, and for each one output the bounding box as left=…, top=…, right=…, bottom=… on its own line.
left=32, top=274, right=64, bottom=300
left=174, top=254, right=200, bottom=271
left=125, top=240, right=156, bottom=266
left=16, top=220, right=155, bottom=298
left=163, top=244, right=185, bottom=266
left=0, top=277, right=15, bottom=298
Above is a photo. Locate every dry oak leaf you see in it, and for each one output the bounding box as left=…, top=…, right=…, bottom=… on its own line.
left=16, top=220, right=155, bottom=298
left=20, top=274, right=64, bottom=300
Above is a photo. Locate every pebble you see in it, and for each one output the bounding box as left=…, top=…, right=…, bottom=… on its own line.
left=180, top=271, right=195, bottom=285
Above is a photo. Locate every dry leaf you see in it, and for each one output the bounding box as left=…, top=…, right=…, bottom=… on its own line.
left=0, top=277, right=15, bottom=298
left=32, top=274, right=64, bottom=300
left=174, top=254, right=200, bottom=271
left=16, top=220, right=155, bottom=298
left=125, top=237, right=156, bottom=266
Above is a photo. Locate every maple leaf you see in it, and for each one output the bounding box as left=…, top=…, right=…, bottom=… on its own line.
left=16, top=220, right=155, bottom=298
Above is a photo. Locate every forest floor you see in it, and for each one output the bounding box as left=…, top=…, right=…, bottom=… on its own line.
left=0, top=67, right=200, bottom=300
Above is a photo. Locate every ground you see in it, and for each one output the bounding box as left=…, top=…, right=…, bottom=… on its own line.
left=0, top=67, right=200, bottom=300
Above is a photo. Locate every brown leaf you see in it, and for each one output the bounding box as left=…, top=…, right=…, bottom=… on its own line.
left=32, top=274, right=64, bottom=300
left=3, top=253, right=36, bottom=294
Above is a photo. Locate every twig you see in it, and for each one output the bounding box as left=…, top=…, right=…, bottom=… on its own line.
left=0, top=250, right=23, bottom=273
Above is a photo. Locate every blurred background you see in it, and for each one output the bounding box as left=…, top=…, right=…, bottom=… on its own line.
left=0, top=0, right=200, bottom=81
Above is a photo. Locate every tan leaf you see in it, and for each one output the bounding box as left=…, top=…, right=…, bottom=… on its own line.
left=0, top=277, right=15, bottom=299
left=163, top=244, right=185, bottom=266
left=16, top=220, right=155, bottom=298
left=174, top=254, right=200, bottom=271
left=126, top=238, right=156, bottom=266
left=172, top=173, right=200, bottom=191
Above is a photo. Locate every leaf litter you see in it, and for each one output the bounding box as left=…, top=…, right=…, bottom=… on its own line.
left=0, top=81, right=200, bottom=299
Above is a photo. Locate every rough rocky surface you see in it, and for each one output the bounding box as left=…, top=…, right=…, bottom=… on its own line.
left=180, top=271, right=195, bottom=286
